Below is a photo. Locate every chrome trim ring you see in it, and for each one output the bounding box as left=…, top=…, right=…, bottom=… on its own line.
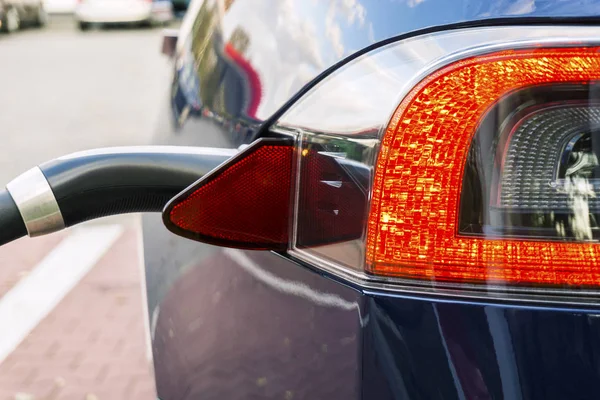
left=6, top=167, right=65, bottom=237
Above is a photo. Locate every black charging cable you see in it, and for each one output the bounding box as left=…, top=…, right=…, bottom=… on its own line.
left=0, top=146, right=234, bottom=246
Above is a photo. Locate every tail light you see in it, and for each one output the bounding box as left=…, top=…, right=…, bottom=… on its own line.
left=165, top=25, right=600, bottom=301
left=367, top=47, right=600, bottom=286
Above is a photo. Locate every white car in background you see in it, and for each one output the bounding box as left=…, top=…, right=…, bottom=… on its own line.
left=75, top=0, right=172, bottom=30
left=44, top=0, right=76, bottom=13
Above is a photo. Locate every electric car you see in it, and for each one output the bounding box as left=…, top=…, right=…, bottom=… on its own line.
left=143, top=1, right=600, bottom=399
left=3, top=0, right=600, bottom=399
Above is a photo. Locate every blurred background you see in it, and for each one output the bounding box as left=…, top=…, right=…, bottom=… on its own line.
left=0, top=1, right=185, bottom=398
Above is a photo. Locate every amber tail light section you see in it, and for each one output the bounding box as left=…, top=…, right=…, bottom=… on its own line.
left=366, top=47, right=600, bottom=287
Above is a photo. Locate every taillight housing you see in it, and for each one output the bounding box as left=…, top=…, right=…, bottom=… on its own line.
left=279, top=25, right=600, bottom=299
left=166, top=25, right=600, bottom=301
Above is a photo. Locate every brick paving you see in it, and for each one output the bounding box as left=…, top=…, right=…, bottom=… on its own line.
left=0, top=233, right=67, bottom=300
left=0, top=226, right=156, bottom=400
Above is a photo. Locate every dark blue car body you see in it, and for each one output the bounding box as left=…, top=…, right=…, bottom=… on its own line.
left=143, top=1, right=600, bottom=399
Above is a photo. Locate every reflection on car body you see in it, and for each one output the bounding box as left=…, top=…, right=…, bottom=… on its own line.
left=170, top=0, right=189, bottom=13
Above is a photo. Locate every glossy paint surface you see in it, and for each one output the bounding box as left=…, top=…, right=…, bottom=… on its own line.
left=144, top=224, right=600, bottom=399
left=172, top=0, right=600, bottom=131
left=143, top=223, right=364, bottom=399
left=144, top=0, right=600, bottom=399
left=362, top=296, right=600, bottom=399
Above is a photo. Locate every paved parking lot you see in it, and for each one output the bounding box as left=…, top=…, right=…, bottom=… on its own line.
left=0, top=15, right=171, bottom=399
left=0, top=16, right=171, bottom=186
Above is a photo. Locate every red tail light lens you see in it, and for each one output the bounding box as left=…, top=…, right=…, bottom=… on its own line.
left=164, top=138, right=370, bottom=252
left=164, top=139, right=295, bottom=250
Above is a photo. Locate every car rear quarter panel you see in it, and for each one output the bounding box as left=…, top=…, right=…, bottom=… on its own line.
left=144, top=0, right=600, bottom=399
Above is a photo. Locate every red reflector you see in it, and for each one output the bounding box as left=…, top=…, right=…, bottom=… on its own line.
left=366, top=47, right=600, bottom=286
left=163, top=139, right=294, bottom=250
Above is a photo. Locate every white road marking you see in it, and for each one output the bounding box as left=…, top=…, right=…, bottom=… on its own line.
left=0, top=225, right=123, bottom=364
left=135, top=220, right=154, bottom=362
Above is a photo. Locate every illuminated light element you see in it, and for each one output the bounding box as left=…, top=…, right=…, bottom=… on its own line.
left=366, top=47, right=600, bottom=286
left=165, top=140, right=294, bottom=250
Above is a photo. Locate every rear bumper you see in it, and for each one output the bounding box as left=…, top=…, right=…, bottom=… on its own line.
left=75, top=5, right=152, bottom=23
left=44, top=0, right=77, bottom=14
left=75, top=2, right=172, bottom=23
